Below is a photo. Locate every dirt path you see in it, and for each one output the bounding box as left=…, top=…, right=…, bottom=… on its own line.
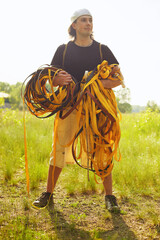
left=0, top=178, right=159, bottom=240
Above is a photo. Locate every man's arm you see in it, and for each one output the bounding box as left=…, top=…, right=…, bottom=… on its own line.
left=101, top=66, right=124, bottom=89
left=101, top=78, right=122, bottom=88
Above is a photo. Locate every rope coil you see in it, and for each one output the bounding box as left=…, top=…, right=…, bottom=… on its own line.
left=22, top=60, right=123, bottom=195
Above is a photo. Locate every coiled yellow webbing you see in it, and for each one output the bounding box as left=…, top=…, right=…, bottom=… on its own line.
left=22, top=60, right=124, bottom=195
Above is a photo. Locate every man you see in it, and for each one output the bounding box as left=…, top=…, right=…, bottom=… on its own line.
left=33, top=9, right=123, bottom=211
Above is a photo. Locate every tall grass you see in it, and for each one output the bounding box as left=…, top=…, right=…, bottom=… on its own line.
left=113, top=110, right=160, bottom=197
left=0, top=109, right=53, bottom=188
left=0, top=108, right=160, bottom=197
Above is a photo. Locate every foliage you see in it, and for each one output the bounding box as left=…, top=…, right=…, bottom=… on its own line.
left=118, top=102, right=132, bottom=113
left=146, top=100, right=160, bottom=112
left=115, top=88, right=132, bottom=113
left=134, top=108, right=160, bottom=135
left=9, top=82, right=23, bottom=109
left=0, top=97, right=4, bottom=106
left=116, top=87, right=131, bottom=104
left=0, top=82, right=11, bottom=93
left=0, top=81, right=23, bottom=109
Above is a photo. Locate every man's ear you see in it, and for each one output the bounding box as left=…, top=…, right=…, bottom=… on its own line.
left=72, top=22, right=76, bottom=30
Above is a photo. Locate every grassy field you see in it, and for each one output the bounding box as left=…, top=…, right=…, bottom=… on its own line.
left=0, top=109, right=160, bottom=239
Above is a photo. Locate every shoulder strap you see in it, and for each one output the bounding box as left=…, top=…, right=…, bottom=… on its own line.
left=62, top=43, right=68, bottom=68
left=99, top=43, right=103, bottom=62
left=63, top=42, right=103, bottom=66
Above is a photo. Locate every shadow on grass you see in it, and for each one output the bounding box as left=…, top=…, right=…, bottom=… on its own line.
left=47, top=202, right=92, bottom=240
left=47, top=202, right=138, bottom=240
left=98, top=211, right=138, bottom=240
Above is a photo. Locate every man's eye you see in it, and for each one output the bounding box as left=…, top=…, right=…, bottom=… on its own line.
left=80, top=18, right=92, bottom=23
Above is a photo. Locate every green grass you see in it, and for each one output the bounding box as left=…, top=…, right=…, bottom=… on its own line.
left=0, top=108, right=160, bottom=239
left=0, top=108, right=160, bottom=197
left=113, top=111, right=160, bottom=198
left=0, top=109, right=53, bottom=188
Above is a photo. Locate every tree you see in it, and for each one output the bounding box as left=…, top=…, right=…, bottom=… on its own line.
left=146, top=100, right=160, bottom=112
left=0, top=82, right=11, bottom=93
left=9, top=82, right=23, bottom=109
left=118, top=102, right=132, bottom=113
left=115, top=88, right=132, bottom=113
left=116, top=88, right=131, bottom=103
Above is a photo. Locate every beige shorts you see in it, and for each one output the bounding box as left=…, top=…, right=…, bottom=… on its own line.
left=49, top=109, right=79, bottom=168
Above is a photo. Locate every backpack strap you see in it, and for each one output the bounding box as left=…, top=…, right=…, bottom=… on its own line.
left=62, top=43, right=68, bottom=68
left=63, top=42, right=103, bottom=67
left=99, top=43, right=103, bottom=62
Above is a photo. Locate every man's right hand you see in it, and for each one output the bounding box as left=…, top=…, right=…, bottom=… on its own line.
left=52, top=71, right=73, bottom=87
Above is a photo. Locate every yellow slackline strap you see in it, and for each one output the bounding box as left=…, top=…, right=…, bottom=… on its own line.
left=22, top=60, right=124, bottom=199
left=23, top=97, right=54, bottom=209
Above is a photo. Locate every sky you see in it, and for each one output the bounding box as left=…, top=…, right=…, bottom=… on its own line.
left=0, top=0, right=160, bottom=106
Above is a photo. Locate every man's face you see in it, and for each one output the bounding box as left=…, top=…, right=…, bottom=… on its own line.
left=72, top=15, right=93, bottom=37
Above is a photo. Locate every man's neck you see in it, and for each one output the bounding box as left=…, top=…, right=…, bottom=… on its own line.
left=74, top=37, right=93, bottom=47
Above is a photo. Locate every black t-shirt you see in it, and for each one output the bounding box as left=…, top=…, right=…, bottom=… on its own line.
left=51, top=40, right=119, bottom=82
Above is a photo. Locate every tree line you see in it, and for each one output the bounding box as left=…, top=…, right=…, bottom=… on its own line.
left=0, top=82, right=23, bottom=109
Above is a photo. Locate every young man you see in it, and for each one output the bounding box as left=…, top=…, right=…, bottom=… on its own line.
left=33, top=9, right=123, bottom=211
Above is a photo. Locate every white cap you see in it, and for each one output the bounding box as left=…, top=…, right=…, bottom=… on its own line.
left=71, top=9, right=92, bottom=24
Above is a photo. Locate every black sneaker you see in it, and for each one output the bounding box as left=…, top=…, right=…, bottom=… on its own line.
left=105, top=195, right=120, bottom=212
left=32, top=192, right=53, bottom=208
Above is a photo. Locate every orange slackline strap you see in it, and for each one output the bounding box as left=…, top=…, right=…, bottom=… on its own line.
left=23, top=97, right=30, bottom=196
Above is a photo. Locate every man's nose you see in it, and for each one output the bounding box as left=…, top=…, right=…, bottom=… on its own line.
left=87, top=20, right=91, bottom=25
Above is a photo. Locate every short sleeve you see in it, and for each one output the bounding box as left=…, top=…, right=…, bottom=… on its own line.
left=50, top=44, right=66, bottom=67
left=101, top=44, right=119, bottom=65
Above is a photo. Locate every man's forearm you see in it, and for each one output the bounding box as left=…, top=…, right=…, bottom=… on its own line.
left=100, top=68, right=124, bottom=89
left=101, top=79, right=122, bottom=89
